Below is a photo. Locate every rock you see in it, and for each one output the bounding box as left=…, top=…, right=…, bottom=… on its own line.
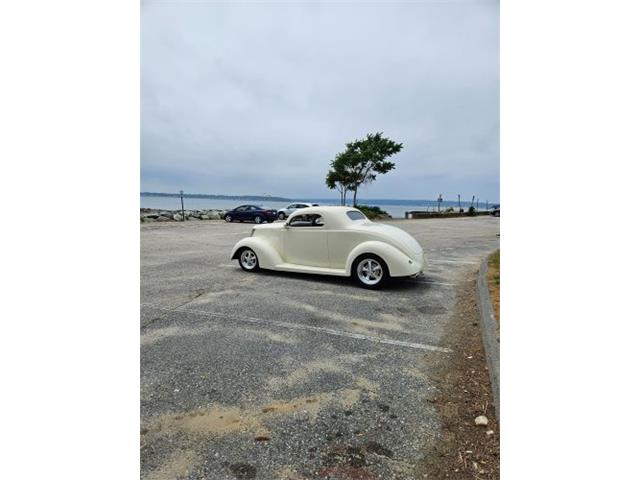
left=200, top=215, right=209, bottom=220
left=156, top=216, right=171, bottom=222
left=486, top=430, right=495, bottom=436
left=474, top=415, right=489, bottom=426
left=173, top=213, right=184, bottom=221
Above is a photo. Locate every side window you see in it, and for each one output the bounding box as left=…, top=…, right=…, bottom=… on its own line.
left=346, top=210, right=366, bottom=221
left=289, top=214, right=325, bottom=227
left=236, top=206, right=246, bottom=211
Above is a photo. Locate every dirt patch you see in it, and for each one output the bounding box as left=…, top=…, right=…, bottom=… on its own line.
left=416, top=269, right=500, bottom=479
left=145, top=448, right=200, bottom=480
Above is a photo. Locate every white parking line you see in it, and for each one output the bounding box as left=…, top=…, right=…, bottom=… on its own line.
left=405, top=280, right=456, bottom=286
left=429, top=259, right=478, bottom=265
left=141, top=303, right=452, bottom=353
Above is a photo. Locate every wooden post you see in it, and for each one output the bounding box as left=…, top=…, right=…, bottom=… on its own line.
left=180, top=190, right=185, bottom=221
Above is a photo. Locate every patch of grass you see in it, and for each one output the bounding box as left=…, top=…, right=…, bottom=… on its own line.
left=487, top=249, right=500, bottom=325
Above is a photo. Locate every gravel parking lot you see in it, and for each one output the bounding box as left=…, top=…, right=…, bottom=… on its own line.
left=140, top=216, right=500, bottom=479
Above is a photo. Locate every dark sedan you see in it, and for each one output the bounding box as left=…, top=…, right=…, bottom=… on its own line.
left=223, top=205, right=278, bottom=224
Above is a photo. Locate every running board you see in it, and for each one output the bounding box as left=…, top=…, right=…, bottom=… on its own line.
left=272, top=263, right=350, bottom=277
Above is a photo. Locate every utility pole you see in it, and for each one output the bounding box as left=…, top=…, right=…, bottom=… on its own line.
left=457, top=194, right=461, bottom=213
left=180, top=190, right=185, bottom=221
left=437, top=193, right=442, bottom=212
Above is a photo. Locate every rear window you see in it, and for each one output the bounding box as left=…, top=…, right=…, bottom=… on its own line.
left=346, top=211, right=366, bottom=221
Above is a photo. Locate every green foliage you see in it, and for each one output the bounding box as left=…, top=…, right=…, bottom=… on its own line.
left=468, top=205, right=477, bottom=216
left=326, top=160, right=354, bottom=206
left=326, top=132, right=403, bottom=206
left=355, top=204, right=390, bottom=219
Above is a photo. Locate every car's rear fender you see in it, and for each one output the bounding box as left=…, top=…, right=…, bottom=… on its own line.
left=231, top=237, right=282, bottom=269
left=346, top=241, right=423, bottom=277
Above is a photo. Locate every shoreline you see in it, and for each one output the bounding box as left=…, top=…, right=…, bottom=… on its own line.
left=140, top=207, right=494, bottom=223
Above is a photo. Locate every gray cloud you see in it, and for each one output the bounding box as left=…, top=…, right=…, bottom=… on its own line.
left=141, top=1, right=499, bottom=201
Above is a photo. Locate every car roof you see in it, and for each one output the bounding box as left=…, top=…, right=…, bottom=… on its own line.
left=288, top=206, right=366, bottom=227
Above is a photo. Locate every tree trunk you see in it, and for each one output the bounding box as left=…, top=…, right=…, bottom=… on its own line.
left=353, top=187, right=358, bottom=207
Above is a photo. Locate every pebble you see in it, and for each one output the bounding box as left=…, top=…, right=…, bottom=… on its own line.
left=474, top=415, right=489, bottom=426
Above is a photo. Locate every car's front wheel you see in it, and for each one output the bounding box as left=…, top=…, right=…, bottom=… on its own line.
left=238, top=248, right=260, bottom=272
left=254, top=216, right=263, bottom=224
left=352, top=254, right=388, bottom=289
left=278, top=212, right=285, bottom=220
left=225, top=215, right=232, bottom=222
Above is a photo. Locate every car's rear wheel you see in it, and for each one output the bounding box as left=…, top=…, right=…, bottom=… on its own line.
left=238, top=248, right=260, bottom=272
left=278, top=212, right=285, bottom=220
left=225, top=215, right=232, bottom=222
left=254, top=216, right=263, bottom=224
left=352, top=254, right=388, bottom=289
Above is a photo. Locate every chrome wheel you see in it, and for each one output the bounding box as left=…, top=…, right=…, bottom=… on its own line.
left=357, top=258, right=384, bottom=286
left=254, top=216, right=263, bottom=224
left=278, top=212, right=285, bottom=220
left=225, top=215, right=232, bottom=222
left=240, top=249, right=258, bottom=270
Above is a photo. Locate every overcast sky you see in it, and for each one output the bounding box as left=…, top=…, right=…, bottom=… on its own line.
left=141, top=1, right=499, bottom=202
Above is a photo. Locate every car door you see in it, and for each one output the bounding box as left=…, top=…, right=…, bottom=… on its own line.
left=283, top=213, right=329, bottom=267
left=245, top=206, right=259, bottom=221
left=285, top=203, right=297, bottom=215
left=234, top=206, right=248, bottom=220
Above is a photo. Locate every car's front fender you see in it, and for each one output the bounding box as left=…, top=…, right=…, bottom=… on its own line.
left=230, top=237, right=282, bottom=269
left=346, top=241, right=423, bottom=277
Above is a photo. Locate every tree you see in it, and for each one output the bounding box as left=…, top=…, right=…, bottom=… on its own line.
left=327, top=132, right=403, bottom=206
left=326, top=167, right=349, bottom=206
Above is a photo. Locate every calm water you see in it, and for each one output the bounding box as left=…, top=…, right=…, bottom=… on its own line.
left=141, top=195, right=492, bottom=218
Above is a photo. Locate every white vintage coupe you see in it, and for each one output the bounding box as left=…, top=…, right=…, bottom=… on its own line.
left=230, top=206, right=425, bottom=288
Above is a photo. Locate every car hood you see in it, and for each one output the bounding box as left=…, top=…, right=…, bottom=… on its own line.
left=356, top=223, right=423, bottom=256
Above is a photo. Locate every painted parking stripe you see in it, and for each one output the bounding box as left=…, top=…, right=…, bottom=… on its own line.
left=141, top=303, right=452, bottom=353
left=429, top=259, right=478, bottom=265
left=404, top=279, right=456, bottom=286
